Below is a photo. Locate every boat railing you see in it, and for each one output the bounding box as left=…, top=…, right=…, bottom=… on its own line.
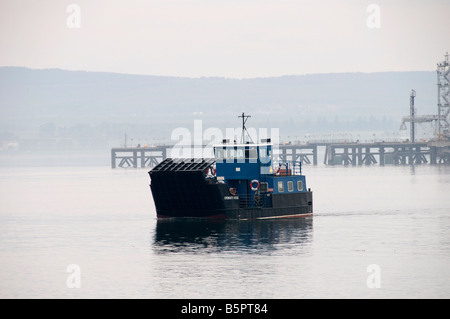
left=274, top=161, right=302, bottom=176
left=292, top=161, right=302, bottom=175
left=239, top=193, right=272, bottom=208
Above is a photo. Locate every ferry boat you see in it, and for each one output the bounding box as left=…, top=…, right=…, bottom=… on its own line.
left=149, top=115, right=313, bottom=220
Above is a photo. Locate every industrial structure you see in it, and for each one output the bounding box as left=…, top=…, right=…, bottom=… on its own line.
left=399, top=89, right=438, bottom=141
left=400, top=53, right=450, bottom=140
left=437, top=52, right=450, bottom=139
left=112, top=53, right=450, bottom=168
left=399, top=53, right=450, bottom=164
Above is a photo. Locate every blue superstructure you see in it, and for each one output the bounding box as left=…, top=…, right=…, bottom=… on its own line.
left=214, top=141, right=308, bottom=208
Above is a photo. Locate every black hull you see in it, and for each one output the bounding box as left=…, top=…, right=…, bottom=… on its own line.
left=156, top=205, right=313, bottom=220
left=149, top=158, right=313, bottom=220
left=154, top=189, right=313, bottom=219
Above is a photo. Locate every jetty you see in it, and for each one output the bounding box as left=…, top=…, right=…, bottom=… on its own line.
left=111, top=141, right=449, bottom=168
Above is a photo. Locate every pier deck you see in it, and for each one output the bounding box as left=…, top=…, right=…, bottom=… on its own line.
left=111, top=141, right=450, bottom=168
left=323, top=142, right=430, bottom=166
left=111, top=147, right=167, bottom=168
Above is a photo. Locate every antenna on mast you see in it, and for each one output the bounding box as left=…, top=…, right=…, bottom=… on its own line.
left=238, top=112, right=253, bottom=144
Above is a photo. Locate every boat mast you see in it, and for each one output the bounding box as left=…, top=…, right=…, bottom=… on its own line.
left=238, top=112, right=253, bottom=144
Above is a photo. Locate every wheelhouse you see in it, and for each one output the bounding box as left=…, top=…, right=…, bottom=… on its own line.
left=213, top=140, right=308, bottom=208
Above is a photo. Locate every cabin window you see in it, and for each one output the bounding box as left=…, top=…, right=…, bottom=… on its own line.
left=245, top=147, right=258, bottom=159
left=215, top=148, right=224, bottom=159
left=259, top=147, right=271, bottom=164
left=226, top=148, right=237, bottom=160
left=215, top=147, right=256, bottom=161
left=278, top=181, right=284, bottom=192
left=236, top=148, right=245, bottom=160
left=287, top=181, right=294, bottom=192
left=297, top=181, right=304, bottom=191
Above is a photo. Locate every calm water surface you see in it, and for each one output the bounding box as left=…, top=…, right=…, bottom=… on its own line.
left=0, top=158, right=449, bottom=298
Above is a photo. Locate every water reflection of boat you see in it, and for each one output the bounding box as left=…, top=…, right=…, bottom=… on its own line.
left=153, top=218, right=313, bottom=253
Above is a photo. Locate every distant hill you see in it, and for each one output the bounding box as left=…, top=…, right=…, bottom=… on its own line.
left=0, top=67, right=438, bottom=145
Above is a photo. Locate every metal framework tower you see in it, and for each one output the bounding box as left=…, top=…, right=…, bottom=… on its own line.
left=410, top=89, right=416, bottom=142
left=400, top=90, right=438, bottom=138
left=437, top=52, right=450, bottom=140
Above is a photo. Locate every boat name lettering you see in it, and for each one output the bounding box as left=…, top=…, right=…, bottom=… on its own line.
left=224, top=196, right=239, bottom=200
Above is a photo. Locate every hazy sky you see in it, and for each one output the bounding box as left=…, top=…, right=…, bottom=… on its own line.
left=0, top=0, right=449, bottom=78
